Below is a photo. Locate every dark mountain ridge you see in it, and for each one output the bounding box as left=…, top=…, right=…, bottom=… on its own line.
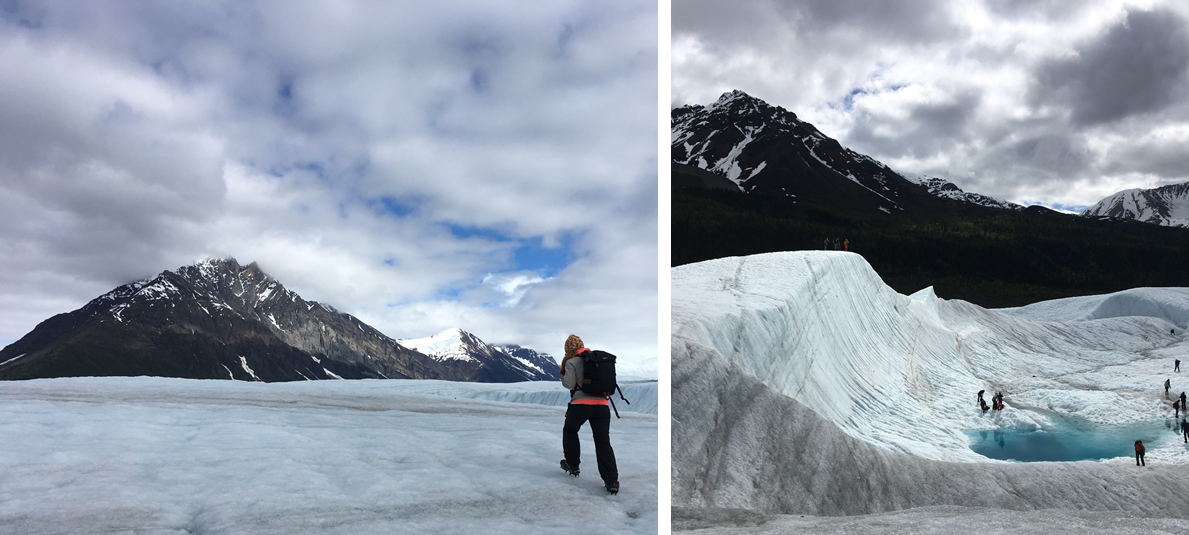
left=0, top=258, right=560, bottom=382
left=673, top=91, right=1189, bottom=307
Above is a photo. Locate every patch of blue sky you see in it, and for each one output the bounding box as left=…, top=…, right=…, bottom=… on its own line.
left=368, top=196, right=416, bottom=218
left=831, top=84, right=907, bottom=111
left=447, top=224, right=573, bottom=277
left=470, top=68, right=490, bottom=93
left=273, top=80, right=297, bottom=116
left=513, top=237, right=571, bottom=278
left=1024, top=201, right=1090, bottom=214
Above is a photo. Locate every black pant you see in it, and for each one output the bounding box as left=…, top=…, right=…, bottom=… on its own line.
left=1137, top=452, right=1145, bottom=466
left=563, top=403, right=618, bottom=485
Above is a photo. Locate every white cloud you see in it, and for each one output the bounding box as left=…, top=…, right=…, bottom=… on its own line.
left=0, top=0, right=658, bottom=372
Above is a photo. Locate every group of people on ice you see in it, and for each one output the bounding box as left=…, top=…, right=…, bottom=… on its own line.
left=977, top=389, right=1004, bottom=412
left=822, top=237, right=849, bottom=251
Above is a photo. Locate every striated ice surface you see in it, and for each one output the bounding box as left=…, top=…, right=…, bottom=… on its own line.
left=0, top=377, right=657, bottom=534
left=673, top=251, right=1189, bottom=524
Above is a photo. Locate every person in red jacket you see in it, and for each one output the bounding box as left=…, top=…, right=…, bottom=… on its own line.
left=558, top=334, right=619, bottom=494
left=1135, top=440, right=1146, bottom=466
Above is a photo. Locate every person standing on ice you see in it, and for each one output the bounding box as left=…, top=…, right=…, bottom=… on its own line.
left=1181, top=392, right=1186, bottom=412
left=1181, top=419, right=1188, bottom=443
left=558, top=334, right=619, bottom=495
left=1167, top=379, right=1172, bottom=397
left=977, top=390, right=985, bottom=407
left=1135, top=440, right=1146, bottom=466
left=1177, top=359, right=1181, bottom=372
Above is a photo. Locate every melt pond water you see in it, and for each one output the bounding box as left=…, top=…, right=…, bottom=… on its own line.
left=967, top=414, right=1182, bottom=462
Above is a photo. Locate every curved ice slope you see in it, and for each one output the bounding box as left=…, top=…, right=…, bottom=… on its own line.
left=673, top=340, right=1189, bottom=516
left=673, top=251, right=1189, bottom=517
left=1001, top=287, right=1189, bottom=327
left=673, top=252, right=1188, bottom=462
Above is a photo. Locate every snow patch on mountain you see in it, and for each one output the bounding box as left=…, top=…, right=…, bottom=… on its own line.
left=397, top=328, right=477, bottom=362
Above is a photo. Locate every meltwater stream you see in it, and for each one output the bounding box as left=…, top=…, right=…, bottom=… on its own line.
left=967, top=412, right=1183, bottom=462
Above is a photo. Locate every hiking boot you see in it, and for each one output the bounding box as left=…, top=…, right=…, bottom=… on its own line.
left=560, top=459, right=579, bottom=477
left=606, top=481, right=619, bottom=495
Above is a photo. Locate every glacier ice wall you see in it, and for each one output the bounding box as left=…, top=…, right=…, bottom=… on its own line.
left=673, top=251, right=1189, bottom=517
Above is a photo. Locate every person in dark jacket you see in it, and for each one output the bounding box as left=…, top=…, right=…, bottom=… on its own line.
left=1135, top=440, right=1146, bottom=466
left=559, top=334, right=619, bottom=495
left=1177, top=359, right=1181, bottom=372
left=1167, top=378, right=1172, bottom=397
left=1181, top=392, right=1186, bottom=412
left=1182, top=419, right=1188, bottom=444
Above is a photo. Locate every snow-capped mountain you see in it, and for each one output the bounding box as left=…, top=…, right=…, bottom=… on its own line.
left=672, top=90, right=919, bottom=213
left=0, top=258, right=555, bottom=383
left=491, top=343, right=562, bottom=380
left=397, top=328, right=559, bottom=381
left=672, top=90, right=1020, bottom=215
left=1081, top=182, right=1189, bottom=227
left=910, top=175, right=1023, bottom=211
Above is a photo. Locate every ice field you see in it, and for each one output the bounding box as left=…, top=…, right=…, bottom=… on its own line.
left=672, top=251, right=1189, bottom=529
left=0, top=377, right=658, bottom=534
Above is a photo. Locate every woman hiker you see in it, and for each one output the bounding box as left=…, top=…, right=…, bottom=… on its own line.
left=559, top=334, right=619, bottom=495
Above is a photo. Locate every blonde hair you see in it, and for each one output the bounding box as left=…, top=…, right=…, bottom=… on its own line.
left=560, top=334, right=584, bottom=375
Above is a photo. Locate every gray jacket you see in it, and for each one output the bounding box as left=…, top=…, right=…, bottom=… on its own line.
left=562, top=352, right=605, bottom=402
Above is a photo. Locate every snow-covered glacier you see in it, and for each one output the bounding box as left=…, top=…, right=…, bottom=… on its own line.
left=673, top=251, right=1189, bottom=526
left=0, top=377, right=657, bottom=534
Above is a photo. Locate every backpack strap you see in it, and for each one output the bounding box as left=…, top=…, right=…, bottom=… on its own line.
left=607, top=394, right=620, bottom=419
left=616, top=384, right=630, bottom=405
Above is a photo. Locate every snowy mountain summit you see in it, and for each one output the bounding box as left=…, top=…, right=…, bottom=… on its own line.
left=911, top=175, right=1023, bottom=210
left=672, top=90, right=905, bottom=208
left=1081, top=182, right=1189, bottom=228
left=0, top=258, right=558, bottom=383
left=672, top=90, right=1027, bottom=216
left=398, top=328, right=559, bottom=380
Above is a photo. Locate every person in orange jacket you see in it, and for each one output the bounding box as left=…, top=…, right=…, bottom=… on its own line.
left=1135, top=440, right=1146, bottom=466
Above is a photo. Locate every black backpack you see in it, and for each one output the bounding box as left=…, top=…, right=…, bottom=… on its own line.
left=578, top=349, right=631, bottom=417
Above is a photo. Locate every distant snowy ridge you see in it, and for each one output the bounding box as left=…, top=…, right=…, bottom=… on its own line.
left=910, top=175, right=1023, bottom=210
left=398, top=328, right=480, bottom=362
left=1082, top=182, right=1189, bottom=227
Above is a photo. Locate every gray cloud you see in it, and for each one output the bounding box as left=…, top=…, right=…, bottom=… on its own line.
left=674, top=0, right=1189, bottom=207
left=1030, top=8, right=1189, bottom=126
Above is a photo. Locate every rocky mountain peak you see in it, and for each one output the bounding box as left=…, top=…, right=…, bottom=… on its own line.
left=0, top=259, right=560, bottom=383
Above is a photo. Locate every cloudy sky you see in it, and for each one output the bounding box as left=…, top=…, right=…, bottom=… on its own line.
left=0, top=1, right=658, bottom=374
left=673, top=0, right=1189, bottom=211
